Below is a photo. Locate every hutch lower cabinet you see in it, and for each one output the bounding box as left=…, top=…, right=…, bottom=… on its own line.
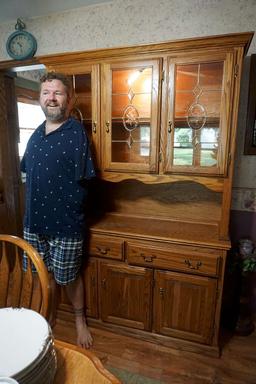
left=40, top=31, right=253, bottom=355
left=58, top=216, right=228, bottom=356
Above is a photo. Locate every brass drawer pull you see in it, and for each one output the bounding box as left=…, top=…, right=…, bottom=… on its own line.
left=184, top=259, right=202, bottom=270
left=140, top=253, right=156, bottom=263
left=96, top=246, right=110, bottom=255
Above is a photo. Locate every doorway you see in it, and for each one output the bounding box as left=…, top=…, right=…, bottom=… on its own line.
left=0, top=64, right=45, bottom=234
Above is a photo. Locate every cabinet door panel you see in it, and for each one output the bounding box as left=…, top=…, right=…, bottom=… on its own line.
left=83, top=258, right=98, bottom=318
left=163, top=52, right=234, bottom=176
left=154, top=270, right=217, bottom=344
left=102, top=59, right=161, bottom=173
left=99, top=262, right=153, bottom=330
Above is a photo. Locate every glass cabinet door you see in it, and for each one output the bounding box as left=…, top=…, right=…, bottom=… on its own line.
left=164, top=53, right=234, bottom=175
left=102, top=59, right=161, bottom=173
left=46, top=63, right=100, bottom=169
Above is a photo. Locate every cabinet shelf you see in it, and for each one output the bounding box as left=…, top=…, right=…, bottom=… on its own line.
left=90, top=213, right=230, bottom=249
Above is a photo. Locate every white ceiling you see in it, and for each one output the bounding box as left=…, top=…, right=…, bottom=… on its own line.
left=0, top=0, right=111, bottom=23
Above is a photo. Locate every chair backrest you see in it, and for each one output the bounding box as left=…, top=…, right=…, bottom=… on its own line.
left=0, top=234, right=51, bottom=320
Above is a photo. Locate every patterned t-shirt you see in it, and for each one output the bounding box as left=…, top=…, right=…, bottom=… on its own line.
left=20, top=117, right=96, bottom=237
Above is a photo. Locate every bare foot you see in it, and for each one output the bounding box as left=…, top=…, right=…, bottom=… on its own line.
left=76, top=316, right=93, bottom=348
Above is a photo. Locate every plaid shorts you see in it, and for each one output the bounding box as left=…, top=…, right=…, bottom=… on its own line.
left=23, top=228, right=83, bottom=285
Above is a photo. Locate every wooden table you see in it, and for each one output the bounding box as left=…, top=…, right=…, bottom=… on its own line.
left=54, top=340, right=121, bottom=384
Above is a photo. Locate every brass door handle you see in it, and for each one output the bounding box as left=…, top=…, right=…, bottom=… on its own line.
left=92, top=121, right=97, bottom=133
left=105, top=121, right=110, bottom=133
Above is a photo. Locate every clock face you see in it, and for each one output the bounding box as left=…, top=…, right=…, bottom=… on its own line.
left=6, top=31, right=37, bottom=60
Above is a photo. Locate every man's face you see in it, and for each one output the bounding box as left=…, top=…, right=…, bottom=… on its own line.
left=39, top=79, right=71, bottom=122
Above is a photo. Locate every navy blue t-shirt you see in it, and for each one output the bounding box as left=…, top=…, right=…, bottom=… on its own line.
left=20, top=118, right=96, bottom=237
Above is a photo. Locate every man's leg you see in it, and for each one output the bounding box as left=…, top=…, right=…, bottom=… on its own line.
left=65, top=275, right=93, bottom=348
left=48, top=273, right=58, bottom=328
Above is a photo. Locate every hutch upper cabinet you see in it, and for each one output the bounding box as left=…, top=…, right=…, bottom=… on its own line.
left=43, top=33, right=251, bottom=186
left=43, top=34, right=252, bottom=182
left=2, top=31, right=252, bottom=356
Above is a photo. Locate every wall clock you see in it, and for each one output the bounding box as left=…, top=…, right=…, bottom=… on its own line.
left=6, top=18, right=37, bottom=61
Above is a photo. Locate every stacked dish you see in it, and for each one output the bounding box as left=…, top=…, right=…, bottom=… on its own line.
left=0, top=378, right=19, bottom=384
left=0, top=308, right=57, bottom=384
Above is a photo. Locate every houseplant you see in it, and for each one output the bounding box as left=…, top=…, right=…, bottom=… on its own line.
left=235, top=239, right=256, bottom=336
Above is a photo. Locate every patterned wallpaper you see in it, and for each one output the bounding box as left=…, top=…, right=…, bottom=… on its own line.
left=232, top=56, right=256, bottom=213
left=0, top=0, right=256, bottom=60
left=232, top=188, right=256, bottom=212
left=0, top=0, right=255, bottom=212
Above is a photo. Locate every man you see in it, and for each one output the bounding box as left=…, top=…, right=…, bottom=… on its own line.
left=21, top=72, right=95, bottom=348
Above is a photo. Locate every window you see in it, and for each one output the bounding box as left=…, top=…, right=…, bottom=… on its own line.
left=17, top=102, right=45, bottom=158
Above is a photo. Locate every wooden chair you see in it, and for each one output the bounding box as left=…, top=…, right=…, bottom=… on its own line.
left=54, top=339, right=121, bottom=384
left=0, top=234, right=51, bottom=320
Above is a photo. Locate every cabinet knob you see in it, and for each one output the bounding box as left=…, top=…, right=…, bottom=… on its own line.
left=93, top=121, right=97, bottom=133
left=184, top=259, right=202, bottom=270
left=105, top=121, right=110, bottom=133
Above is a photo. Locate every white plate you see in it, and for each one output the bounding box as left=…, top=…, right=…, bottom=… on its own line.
left=0, top=308, right=51, bottom=377
left=0, top=378, right=19, bottom=384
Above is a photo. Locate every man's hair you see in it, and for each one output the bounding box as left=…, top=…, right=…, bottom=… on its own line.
left=40, top=72, right=73, bottom=97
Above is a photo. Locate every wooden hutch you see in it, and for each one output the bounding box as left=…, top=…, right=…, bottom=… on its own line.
left=0, top=31, right=253, bottom=356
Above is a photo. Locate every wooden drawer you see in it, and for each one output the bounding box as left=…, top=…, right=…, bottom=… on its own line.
left=126, top=242, right=221, bottom=276
left=89, top=234, right=124, bottom=260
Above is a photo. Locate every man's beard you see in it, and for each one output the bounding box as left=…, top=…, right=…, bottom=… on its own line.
left=41, top=105, right=67, bottom=122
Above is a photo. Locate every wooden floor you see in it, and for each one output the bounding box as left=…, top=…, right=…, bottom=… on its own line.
left=53, top=320, right=256, bottom=384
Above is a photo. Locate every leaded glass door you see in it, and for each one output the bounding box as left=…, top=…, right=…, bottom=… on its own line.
left=45, top=63, right=101, bottom=169
left=164, top=53, right=234, bottom=175
left=102, top=59, right=160, bottom=173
